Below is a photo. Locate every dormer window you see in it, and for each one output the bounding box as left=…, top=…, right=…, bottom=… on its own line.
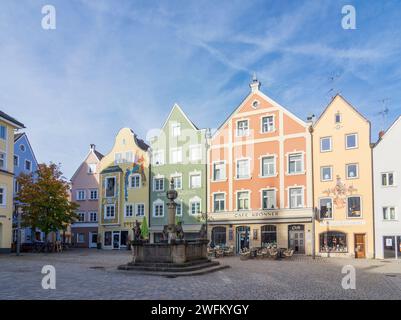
left=335, top=112, right=342, bottom=124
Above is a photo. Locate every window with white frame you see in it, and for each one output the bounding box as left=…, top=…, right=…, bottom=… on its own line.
left=14, top=180, right=20, bottom=193
left=0, top=152, right=6, bottom=169
left=25, top=160, right=32, bottom=172
left=89, top=212, right=97, bottom=222
left=170, top=147, right=182, bottom=164
left=0, top=187, right=6, bottom=206
left=78, top=212, right=85, bottom=222
left=213, top=161, right=226, bottom=181
left=383, top=207, right=396, bottom=221
left=154, top=177, right=164, bottom=191
left=320, top=137, right=332, bottom=152
left=89, top=189, right=98, bottom=200
left=237, top=191, right=249, bottom=210
left=213, top=193, right=225, bottom=212
left=345, top=133, right=358, bottom=149
left=236, top=159, right=250, bottom=179
left=153, top=150, right=165, bottom=166
left=125, top=204, right=134, bottom=217
left=319, top=198, right=333, bottom=219
left=261, top=156, right=275, bottom=177
left=131, top=174, right=141, bottom=188
left=114, top=153, right=123, bottom=164
left=153, top=201, right=164, bottom=217
left=104, top=204, right=115, bottom=219
left=0, top=125, right=6, bottom=140
left=261, top=116, right=274, bottom=133
left=172, top=175, right=182, bottom=189
left=335, top=112, right=342, bottom=124
left=347, top=196, right=361, bottom=218
left=136, top=204, right=145, bottom=217
left=176, top=201, right=182, bottom=216
left=189, top=198, right=201, bottom=215
left=76, top=190, right=86, bottom=201
left=190, top=173, right=201, bottom=189
left=14, top=155, right=19, bottom=167
left=321, top=166, right=332, bottom=181
left=190, top=145, right=202, bottom=161
left=125, top=152, right=133, bottom=163
left=236, top=120, right=249, bottom=137
left=172, top=123, right=181, bottom=137
left=381, top=172, right=394, bottom=186
left=289, top=188, right=303, bottom=208
left=262, top=189, right=276, bottom=210
left=288, top=154, right=303, bottom=174
left=346, top=163, right=358, bottom=179
left=88, top=164, right=97, bottom=174
left=105, top=177, right=116, bottom=197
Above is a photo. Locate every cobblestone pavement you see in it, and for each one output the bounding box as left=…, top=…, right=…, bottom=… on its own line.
left=0, top=249, right=400, bottom=300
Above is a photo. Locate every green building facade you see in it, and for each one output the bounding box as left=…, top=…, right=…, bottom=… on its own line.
left=149, top=104, right=208, bottom=242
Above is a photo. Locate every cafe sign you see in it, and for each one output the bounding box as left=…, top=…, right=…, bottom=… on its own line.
left=234, top=211, right=279, bottom=219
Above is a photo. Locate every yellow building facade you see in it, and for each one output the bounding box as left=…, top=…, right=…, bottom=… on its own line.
left=0, top=112, right=24, bottom=253
left=312, top=95, right=374, bottom=258
left=98, top=128, right=150, bottom=249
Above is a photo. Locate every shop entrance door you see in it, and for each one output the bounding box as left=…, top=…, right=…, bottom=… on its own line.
left=112, top=231, right=120, bottom=250
left=288, top=225, right=305, bottom=254
left=89, top=232, right=98, bottom=248
left=236, top=226, right=250, bottom=253
left=354, top=234, right=366, bottom=258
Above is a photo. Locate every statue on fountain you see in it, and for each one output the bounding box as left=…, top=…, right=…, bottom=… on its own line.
left=132, top=220, right=142, bottom=241
left=163, top=178, right=184, bottom=243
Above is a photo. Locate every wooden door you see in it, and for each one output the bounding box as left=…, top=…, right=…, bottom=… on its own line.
left=354, top=234, right=366, bottom=258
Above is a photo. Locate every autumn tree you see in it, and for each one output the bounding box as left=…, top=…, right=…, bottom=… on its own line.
left=16, top=163, right=78, bottom=248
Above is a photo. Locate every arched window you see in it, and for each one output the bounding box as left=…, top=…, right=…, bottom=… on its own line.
left=211, top=227, right=226, bottom=246
left=261, top=225, right=277, bottom=247
left=319, top=231, right=348, bottom=253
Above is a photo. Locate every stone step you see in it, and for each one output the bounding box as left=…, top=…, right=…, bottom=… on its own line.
left=117, top=264, right=230, bottom=277
left=118, top=261, right=220, bottom=272
left=127, top=258, right=211, bottom=268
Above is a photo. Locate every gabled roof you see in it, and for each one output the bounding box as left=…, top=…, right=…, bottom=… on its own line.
left=161, top=103, right=199, bottom=132
left=134, top=135, right=150, bottom=151
left=94, top=150, right=104, bottom=161
left=14, top=132, right=39, bottom=166
left=212, top=85, right=308, bottom=139
left=313, top=94, right=370, bottom=128
left=373, top=115, right=401, bottom=147
left=0, top=110, right=25, bottom=129
left=14, top=133, right=24, bottom=142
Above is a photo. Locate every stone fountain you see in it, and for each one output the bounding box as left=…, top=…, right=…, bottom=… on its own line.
left=118, top=179, right=228, bottom=276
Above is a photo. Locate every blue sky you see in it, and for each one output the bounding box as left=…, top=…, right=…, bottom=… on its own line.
left=1, top=0, right=401, bottom=178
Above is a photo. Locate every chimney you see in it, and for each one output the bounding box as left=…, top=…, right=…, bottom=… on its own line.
left=90, top=144, right=96, bottom=151
left=249, top=72, right=261, bottom=93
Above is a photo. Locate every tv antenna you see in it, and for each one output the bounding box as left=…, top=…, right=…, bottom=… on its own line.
left=377, top=98, right=390, bottom=131
left=326, top=71, right=343, bottom=99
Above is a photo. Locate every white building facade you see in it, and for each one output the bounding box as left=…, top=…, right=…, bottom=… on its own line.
left=373, top=116, right=401, bottom=259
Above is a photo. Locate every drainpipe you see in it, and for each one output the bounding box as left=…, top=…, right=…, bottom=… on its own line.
left=309, top=125, right=316, bottom=260
left=370, top=141, right=376, bottom=259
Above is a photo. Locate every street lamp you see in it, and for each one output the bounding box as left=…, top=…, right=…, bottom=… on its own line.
left=14, top=204, right=22, bottom=256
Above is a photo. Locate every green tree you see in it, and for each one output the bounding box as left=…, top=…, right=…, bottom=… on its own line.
left=140, top=216, right=149, bottom=239
left=16, top=163, right=78, bottom=250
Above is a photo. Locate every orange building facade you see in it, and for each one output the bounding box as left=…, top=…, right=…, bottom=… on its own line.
left=207, top=78, right=314, bottom=254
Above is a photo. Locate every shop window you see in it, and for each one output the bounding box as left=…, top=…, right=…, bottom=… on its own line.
left=261, top=225, right=277, bottom=247
left=211, top=227, right=226, bottom=246
left=320, top=232, right=347, bottom=253
left=104, top=231, right=112, bottom=246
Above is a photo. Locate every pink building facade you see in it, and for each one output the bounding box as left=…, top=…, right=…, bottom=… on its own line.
left=70, top=144, right=103, bottom=248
